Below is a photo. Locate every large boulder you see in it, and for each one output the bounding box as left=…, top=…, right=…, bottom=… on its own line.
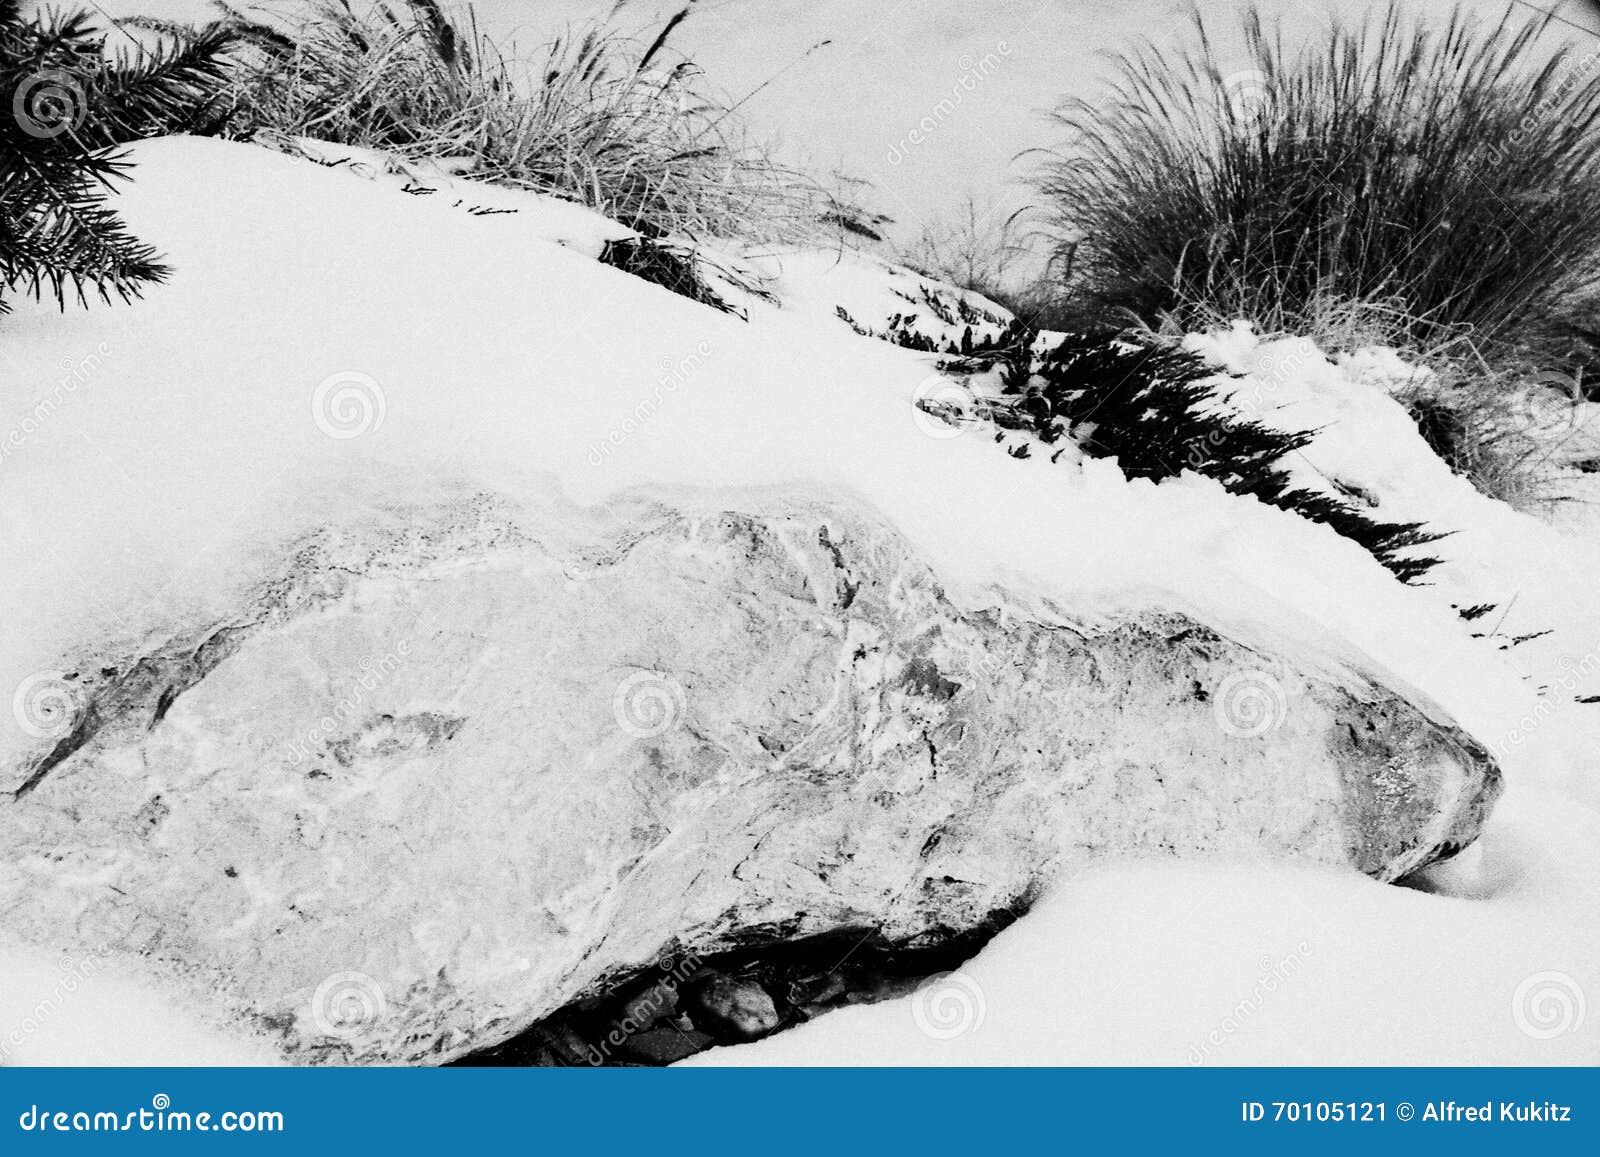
left=0, top=487, right=1500, bottom=1063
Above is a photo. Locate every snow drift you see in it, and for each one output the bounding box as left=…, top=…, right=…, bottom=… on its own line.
left=0, top=136, right=1588, bottom=1065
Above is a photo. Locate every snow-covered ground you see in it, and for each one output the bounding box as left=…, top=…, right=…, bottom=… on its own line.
left=0, top=945, right=280, bottom=1065
left=1, top=134, right=1596, bottom=1064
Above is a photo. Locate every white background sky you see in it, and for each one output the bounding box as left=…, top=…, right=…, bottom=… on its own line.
left=79, top=0, right=1600, bottom=254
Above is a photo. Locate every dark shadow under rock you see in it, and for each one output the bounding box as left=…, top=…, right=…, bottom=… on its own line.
left=451, top=905, right=1029, bottom=1067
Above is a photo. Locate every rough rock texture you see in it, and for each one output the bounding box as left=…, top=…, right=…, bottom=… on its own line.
left=0, top=488, right=1501, bottom=1064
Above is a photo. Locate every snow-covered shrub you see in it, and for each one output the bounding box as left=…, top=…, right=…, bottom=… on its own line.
left=1035, top=3, right=1600, bottom=362
left=992, top=332, right=1442, bottom=583
left=218, top=0, right=823, bottom=242
left=0, top=2, right=237, bottom=314
left=1171, top=295, right=1563, bottom=507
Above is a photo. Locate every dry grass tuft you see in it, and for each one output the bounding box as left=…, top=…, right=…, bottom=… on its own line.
left=218, top=0, right=827, bottom=242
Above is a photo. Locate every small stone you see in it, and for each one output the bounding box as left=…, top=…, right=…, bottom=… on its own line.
left=789, top=970, right=848, bottom=1008
left=617, top=981, right=679, bottom=1033
left=686, top=974, right=780, bottom=1041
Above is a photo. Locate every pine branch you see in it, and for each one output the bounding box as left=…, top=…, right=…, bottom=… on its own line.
left=86, top=23, right=243, bottom=146
left=996, top=333, right=1446, bottom=584
left=3, top=148, right=168, bottom=309
left=2, top=5, right=240, bottom=317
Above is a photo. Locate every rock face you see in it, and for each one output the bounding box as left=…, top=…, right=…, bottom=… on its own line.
left=0, top=487, right=1501, bottom=1064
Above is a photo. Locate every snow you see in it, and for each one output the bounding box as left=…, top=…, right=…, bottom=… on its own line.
left=0, top=945, right=280, bottom=1066
left=687, top=836, right=1599, bottom=1067
left=0, top=139, right=1525, bottom=775
left=262, top=135, right=639, bottom=259
left=751, top=246, right=1014, bottom=350
left=1, top=135, right=1594, bottom=1063
left=262, top=136, right=1013, bottom=348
